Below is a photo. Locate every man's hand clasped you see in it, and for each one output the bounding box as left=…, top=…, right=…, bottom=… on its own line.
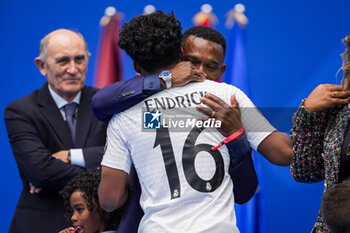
left=196, top=93, right=243, bottom=138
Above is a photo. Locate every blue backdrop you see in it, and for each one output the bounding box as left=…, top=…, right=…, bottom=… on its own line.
left=2, top=0, right=350, bottom=232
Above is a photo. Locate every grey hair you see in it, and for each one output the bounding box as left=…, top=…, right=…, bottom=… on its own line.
left=38, top=29, right=90, bottom=62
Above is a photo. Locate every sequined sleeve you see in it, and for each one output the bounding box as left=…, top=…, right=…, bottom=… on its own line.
left=290, top=104, right=328, bottom=183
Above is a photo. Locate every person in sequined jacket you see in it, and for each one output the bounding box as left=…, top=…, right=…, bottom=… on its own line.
left=290, top=33, right=350, bottom=233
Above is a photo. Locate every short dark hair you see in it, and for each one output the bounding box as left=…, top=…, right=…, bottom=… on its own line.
left=60, top=170, right=123, bottom=231
left=118, top=10, right=182, bottom=73
left=182, top=26, right=226, bottom=56
left=321, top=180, right=350, bottom=233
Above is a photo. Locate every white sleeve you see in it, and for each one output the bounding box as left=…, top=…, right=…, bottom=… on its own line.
left=101, top=114, right=132, bottom=174
left=233, top=88, right=276, bottom=151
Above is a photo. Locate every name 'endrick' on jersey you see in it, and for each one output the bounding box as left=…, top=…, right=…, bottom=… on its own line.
left=144, top=91, right=206, bottom=111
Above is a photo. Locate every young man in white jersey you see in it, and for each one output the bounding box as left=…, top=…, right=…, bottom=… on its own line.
left=95, top=26, right=262, bottom=233
left=99, top=10, right=280, bottom=232
left=99, top=12, right=284, bottom=232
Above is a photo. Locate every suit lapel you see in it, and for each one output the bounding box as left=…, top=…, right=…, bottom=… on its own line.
left=37, top=83, right=74, bottom=147
left=75, top=87, right=93, bottom=147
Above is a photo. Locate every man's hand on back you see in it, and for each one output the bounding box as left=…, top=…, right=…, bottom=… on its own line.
left=197, top=93, right=243, bottom=138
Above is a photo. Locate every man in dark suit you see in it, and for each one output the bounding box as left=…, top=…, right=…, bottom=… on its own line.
left=4, top=29, right=107, bottom=233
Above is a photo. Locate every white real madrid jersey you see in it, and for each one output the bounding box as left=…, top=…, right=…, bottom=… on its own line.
left=102, top=80, right=275, bottom=233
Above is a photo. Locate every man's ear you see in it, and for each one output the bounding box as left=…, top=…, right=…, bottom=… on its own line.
left=132, top=61, right=142, bottom=74
left=35, top=57, right=47, bottom=76
left=217, top=64, right=226, bottom=80
left=180, top=46, right=185, bottom=61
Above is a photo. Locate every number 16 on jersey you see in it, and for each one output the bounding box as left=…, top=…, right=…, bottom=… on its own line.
left=154, top=126, right=225, bottom=199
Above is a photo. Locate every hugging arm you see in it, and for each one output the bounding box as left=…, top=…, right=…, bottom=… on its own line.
left=91, top=62, right=206, bottom=123
left=197, top=93, right=257, bottom=204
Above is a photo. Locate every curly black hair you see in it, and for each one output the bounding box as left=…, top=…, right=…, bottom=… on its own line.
left=182, top=26, right=226, bottom=56
left=60, top=170, right=123, bottom=231
left=118, top=10, right=182, bottom=73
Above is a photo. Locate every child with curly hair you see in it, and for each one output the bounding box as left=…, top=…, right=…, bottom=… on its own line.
left=59, top=170, right=122, bottom=233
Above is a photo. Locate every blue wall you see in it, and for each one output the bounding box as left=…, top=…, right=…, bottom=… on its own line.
left=2, top=0, right=350, bottom=232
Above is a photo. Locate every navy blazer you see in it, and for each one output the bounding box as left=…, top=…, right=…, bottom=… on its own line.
left=5, top=83, right=107, bottom=233
left=91, top=75, right=146, bottom=123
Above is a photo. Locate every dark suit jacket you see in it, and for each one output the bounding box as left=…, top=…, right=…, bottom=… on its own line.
left=4, top=83, right=107, bottom=233
left=91, top=75, right=146, bottom=123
